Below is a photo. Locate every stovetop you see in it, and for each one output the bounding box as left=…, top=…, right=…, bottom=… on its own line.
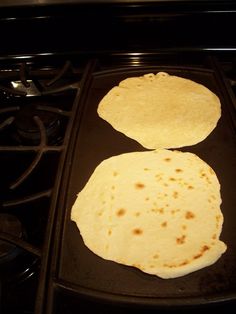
left=0, top=58, right=86, bottom=313
left=0, top=1, right=236, bottom=314
left=0, top=56, right=235, bottom=314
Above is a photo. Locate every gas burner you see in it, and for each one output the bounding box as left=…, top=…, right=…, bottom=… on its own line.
left=0, top=213, right=24, bottom=264
left=14, top=104, right=61, bottom=145
left=0, top=213, right=40, bottom=285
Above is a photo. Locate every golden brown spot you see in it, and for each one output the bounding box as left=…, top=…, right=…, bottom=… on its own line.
left=164, top=183, right=169, bottom=187
left=135, top=212, right=140, bottom=217
left=173, top=191, right=178, bottom=198
left=202, top=245, right=210, bottom=252
left=97, top=210, right=104, bottom=216
left=164, top=259, right=190, bottom=268
left=132, top=228, right=143, bottom=235
left=193, top=253, right=202, bottom=259
left=111, top=195, right=115, bottom=200
left=116, top=208, right=126, bottom=217
left=169, top=177, right=176, bottom=181
left=175, top=168, right=183, bottom=173
left=145, top=197, right=150, bottom=201
left=108, top=229, right=112, bottom=236
left=111, top=185, right=115, bottom=190
left=164, top=158, right=171, bottom=162
left=182, top=225, right=187, bottom=230
left=153, top=254, right=159, bottom=259
left=216, top=215, right=221, bottom=222
left=161, top=221, right=167, bottom=228
left=185, top=211, right=195, bottom=219
left=212, top=234, right=217, bottom=240
left=187, top=185, right=194, bottom=190
left=193, top=245, right=210, bottom=259
left=113, top=171, right=118, bottom=177
left=176, top=235, right=186, bottom=245
left=149, top=265, right=155, bottom=269
left=144, top=168, right=150, bottom=171
left=179, top=260, right=189, bottom=266
left=135, top=182, right=145, bottom=189
left=158, top=208, right=164, bottom=214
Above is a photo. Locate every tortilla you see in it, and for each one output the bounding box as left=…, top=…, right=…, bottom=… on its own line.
left=71, top=149, right=226, bottom=279
left=97, top=72, right=221, bottom=149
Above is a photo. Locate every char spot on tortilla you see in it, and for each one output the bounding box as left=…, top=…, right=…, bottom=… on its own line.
left=187, top=185, right=194, bottom=190
left=116, top=208, right=126, bottom=217
left=164, top=158, right=171, bottom=162
left=179, top=260, right=189, bottom=266
left=135, top=182, right=145, bottom=189
left=173, top=191, right=179, bottom=198
left=176, top=235, right=186, bottom=244
left=97, top=210, right=104, bottom=216
left=161, top=221, right=167, bottom=228
left=132, top=228, right=143, bottom=235
left=193, top=245, right=210, bottom=259
left=185, top=211, right=195, bottom=219
left=175, top=168, right=183, bottom=173
left=156, top=208, right=164, bottom=214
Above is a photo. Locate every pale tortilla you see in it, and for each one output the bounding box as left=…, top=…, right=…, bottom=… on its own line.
left=71, top=149, right=226, bottom=279
left=97, top=72, right=221, bottom=149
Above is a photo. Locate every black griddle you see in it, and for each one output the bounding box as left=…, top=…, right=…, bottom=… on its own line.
left=35, top=55, right=236, bottom=313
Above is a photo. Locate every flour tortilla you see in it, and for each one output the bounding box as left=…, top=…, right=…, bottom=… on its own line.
left=71, top=149, right=226, bottom=279
left=97, top=72, right=221, bottom=149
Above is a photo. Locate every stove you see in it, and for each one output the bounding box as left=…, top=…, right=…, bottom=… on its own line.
left=0, top=58, right=85, bottom=313
left=0, top=1, right=236, bottom=314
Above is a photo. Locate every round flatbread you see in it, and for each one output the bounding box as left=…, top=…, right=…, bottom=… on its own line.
left=71, top=149, right=226, bottom=279
left=97, top=72, right=221, bottom=149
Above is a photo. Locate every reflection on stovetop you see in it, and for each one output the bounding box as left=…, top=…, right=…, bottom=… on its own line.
left=0, top=59, right=82, bottom=313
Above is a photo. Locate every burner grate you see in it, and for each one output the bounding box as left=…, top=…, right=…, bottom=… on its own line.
left=0, top=59, right=86, bottom=314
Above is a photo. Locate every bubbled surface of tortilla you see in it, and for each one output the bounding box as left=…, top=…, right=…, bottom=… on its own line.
left=97, top=72, right=221, bottom=149
left=71, top=150, right=226, bottom=279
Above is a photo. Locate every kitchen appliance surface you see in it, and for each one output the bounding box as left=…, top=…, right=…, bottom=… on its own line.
left=0, top=1, right=236, bottom=314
